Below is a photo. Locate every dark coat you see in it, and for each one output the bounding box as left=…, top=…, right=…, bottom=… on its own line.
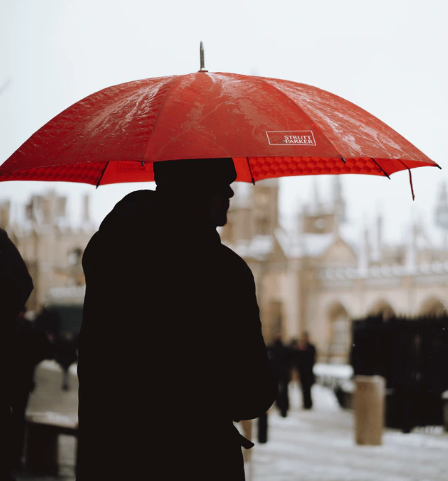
left=77, top=190, right=277, bottom=481
left=268, top=340, right=292, bottom=383
left=294, top=343, right=316, bottom=387
left=0, top=228, right=34, bottom=478
left=0, top=228, right=33, bottom=327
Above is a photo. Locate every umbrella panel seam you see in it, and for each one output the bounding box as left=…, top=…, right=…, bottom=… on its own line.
left=255, top=76, right=345, bottom=164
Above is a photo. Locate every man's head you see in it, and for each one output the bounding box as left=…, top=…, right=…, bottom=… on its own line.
left=153, top=158, right=237, bottom=227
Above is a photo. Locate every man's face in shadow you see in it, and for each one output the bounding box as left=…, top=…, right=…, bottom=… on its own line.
left=205, top=182, right=234, bottom=227
left=182, top=181, right=234, bottom=227
left=154, top=159, right=237, bottom=228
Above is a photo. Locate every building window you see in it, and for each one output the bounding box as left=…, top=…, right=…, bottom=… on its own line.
left=327, top=304, right=351, bottom=363
left=68, top=247, right=83, bottom=266
left=330, top=314, right=350, bottom=356
left=269, top=301, right=283, bottom=340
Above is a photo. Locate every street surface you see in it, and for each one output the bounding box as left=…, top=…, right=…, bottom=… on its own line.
left=14, top=361, right=448, bottom=481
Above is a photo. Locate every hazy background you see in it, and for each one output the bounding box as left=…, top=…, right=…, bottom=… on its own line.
left=1, top=0, right=447, bottom=242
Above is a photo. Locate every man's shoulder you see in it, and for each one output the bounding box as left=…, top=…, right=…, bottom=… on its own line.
left=219, top=244, right=253, bottom=276
left=82, top=189, right=153, bottom=269
left=101, top=189, right=155, bottom=225
left=118, top=189, right=155, bottom=204
left=89, top=189, right=156, bottom=243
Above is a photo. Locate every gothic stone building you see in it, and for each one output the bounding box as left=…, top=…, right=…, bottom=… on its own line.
left=2, top=184, right=448, bottom=364
left=221, top=179, right=448, bottom=363
left=0, top=191, right=95, bottom=311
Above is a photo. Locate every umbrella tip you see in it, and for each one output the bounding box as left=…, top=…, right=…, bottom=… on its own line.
left=199, top=41, right=208, bottom=72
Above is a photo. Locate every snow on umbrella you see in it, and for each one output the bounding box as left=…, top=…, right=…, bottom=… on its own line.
left=0, top=52, right=439, bottom=197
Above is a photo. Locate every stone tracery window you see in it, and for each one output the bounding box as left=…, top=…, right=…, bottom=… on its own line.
left=327, top=303, right=351, bottom=363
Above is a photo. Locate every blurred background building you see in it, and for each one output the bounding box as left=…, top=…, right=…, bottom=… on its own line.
left=221, top=178, right=448, bottom=363
left=0, top=191, right=95, bottom=312
left=1, top=183, right=448, bottom=364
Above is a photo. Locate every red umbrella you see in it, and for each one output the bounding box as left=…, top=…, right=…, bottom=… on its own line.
left=0, top=67, right=439, bottom=197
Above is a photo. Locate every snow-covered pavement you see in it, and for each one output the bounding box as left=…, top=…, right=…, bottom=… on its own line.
left=250, top=384, right=448, bottom=481
left=15, top=362, right=448, bottom=481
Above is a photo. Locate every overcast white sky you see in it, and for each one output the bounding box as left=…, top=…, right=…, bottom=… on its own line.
left=1, top=0, right=447, bottom=244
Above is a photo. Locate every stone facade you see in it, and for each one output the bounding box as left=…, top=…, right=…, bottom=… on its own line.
left=2, top=184, right=447, bottom=364
left=0, top=191, right=95, bottom=310
left=221, top=178, right=448, bottom=363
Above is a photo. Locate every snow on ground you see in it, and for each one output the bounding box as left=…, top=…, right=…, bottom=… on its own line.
left=16, top=362, right=448, bottom=481
left=248, top=384, right=448, bottom=481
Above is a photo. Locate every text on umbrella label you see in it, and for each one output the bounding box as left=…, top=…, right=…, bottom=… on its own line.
left=116, top=162, right=147, bottom=173
left=266, top=131, right=316, bottom=146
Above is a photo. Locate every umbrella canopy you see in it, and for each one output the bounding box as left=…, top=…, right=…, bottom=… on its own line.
left=0, top=72, right=439, bottom=187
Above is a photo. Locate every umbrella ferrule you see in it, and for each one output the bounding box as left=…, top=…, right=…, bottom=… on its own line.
left=199, top=41, right=208, bottom=72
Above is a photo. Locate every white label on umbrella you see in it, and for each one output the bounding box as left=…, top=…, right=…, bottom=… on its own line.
left=266, top=131, right=316, bottom=146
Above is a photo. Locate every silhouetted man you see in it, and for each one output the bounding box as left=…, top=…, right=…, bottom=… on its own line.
left=77, top=159, right=277, bottom=481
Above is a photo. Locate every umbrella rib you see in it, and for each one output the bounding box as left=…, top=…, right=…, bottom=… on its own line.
left=246, top=158, right=256, bottom=185
left=150, top=75, right=185, bottom=136
left=255, top=76, right=346, bottom=164
left=96, top=161, right=109, bottom=189
left=370, top=158, right=390, bottom=179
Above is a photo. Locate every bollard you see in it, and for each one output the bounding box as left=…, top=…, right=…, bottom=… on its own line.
left=354, top=375, right=385, bottom=445
left=257, top=413, right=268, bottom=444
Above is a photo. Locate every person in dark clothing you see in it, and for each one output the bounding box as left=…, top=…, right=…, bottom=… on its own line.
left=396, top=332, right=424, bottom=433
left=0, top=228, right=34, bottom=480
left=77, top=158, right=277, bottom=481
left=267, top=336, right=291, bottom=417
left=9, top=310, right=53, bottom=469
left=0, top=229, right=33, bottom=326
left=293, top=332, right=316, bottom=410
left=34, top=307, right=60, bottom=341
left=54, top=334, right=78, bottom=390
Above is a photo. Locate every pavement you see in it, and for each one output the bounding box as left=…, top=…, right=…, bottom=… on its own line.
left=13, top=361, right=448, bottom=481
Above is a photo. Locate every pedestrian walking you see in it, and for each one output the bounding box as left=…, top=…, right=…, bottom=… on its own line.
left=293, top=333, right=317, bottom=410
left=54, top=334, right=78, bottom=391
left=268, top=335, right=292, bottom=417
left=77, top=158, right=277, bottom=481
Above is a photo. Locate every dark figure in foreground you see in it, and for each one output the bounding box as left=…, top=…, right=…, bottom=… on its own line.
left=0, top=228, right=34, bottom=480
left=293, top=332, right=316, bottom=409
left=268, top=336, right=291, bottom=417
left=77, top=159, right=277, bottom=481
left=9, top=309, right=53, bottom=469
